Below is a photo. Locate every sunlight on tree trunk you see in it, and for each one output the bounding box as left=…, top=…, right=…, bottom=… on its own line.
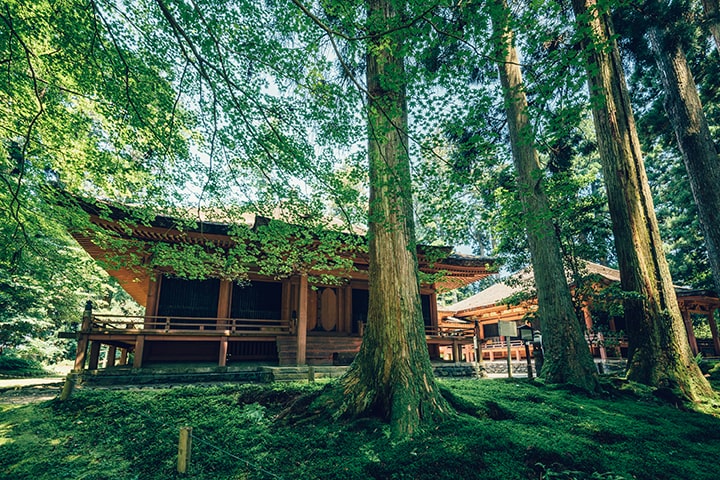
left=489, top=0, right=599, bottom=391
left=647, top=25, right=720, bottom=298
left=337, top=0, right=450, bottom=437
left=570, top=0, right=712, bottom=400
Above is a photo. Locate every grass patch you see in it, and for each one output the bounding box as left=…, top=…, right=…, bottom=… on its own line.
left=0, top=355, right=50, bottom=378
left=1, top=379, right=719, bottom=479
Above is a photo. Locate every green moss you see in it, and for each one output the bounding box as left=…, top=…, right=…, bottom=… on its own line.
left=1, top=379, right=719, bottom=479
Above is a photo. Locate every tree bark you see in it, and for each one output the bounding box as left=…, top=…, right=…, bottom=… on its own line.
left=647, top=24, right=720, bottom=298
left=702, top=0, right=720, bottom=51
left=570, top=0, right=712, bottom=400
left=337, top=0, right=450, bottom=437
left=489, top=0, right=599, bottom=391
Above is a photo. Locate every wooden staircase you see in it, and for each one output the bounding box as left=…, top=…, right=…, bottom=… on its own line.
left=276, top=335, right=362, bottom=366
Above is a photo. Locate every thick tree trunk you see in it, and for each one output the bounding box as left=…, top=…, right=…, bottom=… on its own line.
left=570, top=0, right=712, bottom=400
left=647, top=26, right=720, bottom=297
left=490, top=0, right=598, bottom=391
left=338, top=0, right=450, bottom=437
left=702, top=0, right=720, bottom=50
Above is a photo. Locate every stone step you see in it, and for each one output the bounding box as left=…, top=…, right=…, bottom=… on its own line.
left=76, top=366, right=272, bottom=386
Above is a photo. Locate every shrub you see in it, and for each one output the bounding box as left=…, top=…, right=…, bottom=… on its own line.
left=0, top=353, right=47, bottom=377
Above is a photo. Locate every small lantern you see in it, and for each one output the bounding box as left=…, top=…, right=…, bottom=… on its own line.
left=517, top=323, right=533, bottom=343
left=517, top=323, right=534, bottom=379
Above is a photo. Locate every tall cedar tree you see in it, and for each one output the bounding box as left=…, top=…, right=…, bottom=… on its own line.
left=703, top=0, right=720, bottom=49
left=488, top=0, right=599, bottom=391
left=644, top=1, right=720, bottom=296
left=337, top=0, right=451, bottom=437
left=570, top=0, right=712, bottom=400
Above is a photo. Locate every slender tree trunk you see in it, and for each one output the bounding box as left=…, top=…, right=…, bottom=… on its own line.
left=570, top=0, right=712, bottom=400
left=702, top=0, right=720, bottom=50
left=647, top=25, right=720, bottom=297
left=338, top=0, right=450, bottom=437
left=489, top=0, right=598, bottom=391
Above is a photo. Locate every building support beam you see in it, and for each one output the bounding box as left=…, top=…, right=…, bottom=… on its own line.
left=73, top=301, right=94, bottom=371
left=344, top=285, right=352, bottom=333
left=296, top=275, right=308, bottom=365
left=74, top=335, right=89, bottom=371
left=133, top=336, right=145, bottom=368
left=88, top=341, right=101, bottom=370
left=582, top=305, right=606, bottom=360
left=145, top=275, right=160, bottom=321
left=217, top=280, right=231, bottom=329
left=105, top=345, right=117, bottom=368
left=218, top=337, right=228, bottom=367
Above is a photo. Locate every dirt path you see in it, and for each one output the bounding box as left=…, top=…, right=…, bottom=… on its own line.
left=0, top=378, right=64, bottom=405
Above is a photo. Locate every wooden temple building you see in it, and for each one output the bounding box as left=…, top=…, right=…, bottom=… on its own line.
left=437, top=261, right=720, bottom=362
left=66, top=201, right=495, bottom=372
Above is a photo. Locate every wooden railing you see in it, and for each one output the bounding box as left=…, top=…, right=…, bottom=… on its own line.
left=483, top=338, right=524, bottom=350
left=89, top=314, right=290, bottom=335
left=425, top=325, right=475, bottom=337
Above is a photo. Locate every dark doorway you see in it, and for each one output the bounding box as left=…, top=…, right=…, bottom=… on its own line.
left=231, top=281, right=282, bottom=319
left=157, top=276, right=220, bottom=329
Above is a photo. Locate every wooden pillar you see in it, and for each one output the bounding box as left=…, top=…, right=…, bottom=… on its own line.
left=73, top=301, right=94, bottom=371
left=145, top=274, right=161, bottom=323
left=105, top=345, right=117, bottom=368
left=597, top=332, right=607, bottom=361
left=119, top=348, right=128, bottom=366
left=607, top=318, right=621, bottom=357
left=581, top=304, right=593, bottom=330
left=133, top=336, right=145, bottom=368
left=429, top=291, right=438, bottom=330
left=452, top=341, right=461, bottom=363
left=708, top=309, right=720, bottom=356
left=281, top=280, right=292, bottom=325
left=88, top=341, right=101, bottom=370
left=74, top=335, right=89, bottom=371
left=218, top=337, right=228, bottom=367
left=344, top=285, right=352, bottom=333
left=681, top=308, right=699, bottom=355
left=581, top=304, right=593, bottom=356
left=582, top=305, right=605, bottom=360
left=296, top=275, right=308, bottom=365
left=217, top=280, right=232, bottom=329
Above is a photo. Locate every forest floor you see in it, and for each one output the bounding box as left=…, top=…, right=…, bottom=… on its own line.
left=1, top=368, right=720, bottom=480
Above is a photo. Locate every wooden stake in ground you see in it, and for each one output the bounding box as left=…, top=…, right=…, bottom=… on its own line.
left=177, top=427, right=192, bottom=474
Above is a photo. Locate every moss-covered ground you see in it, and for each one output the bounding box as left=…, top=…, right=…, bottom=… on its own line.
left=1, top=375, right=720, bottom=479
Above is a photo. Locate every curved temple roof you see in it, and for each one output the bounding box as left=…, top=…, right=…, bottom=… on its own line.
left=71, top=197, right=496, bottom=305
